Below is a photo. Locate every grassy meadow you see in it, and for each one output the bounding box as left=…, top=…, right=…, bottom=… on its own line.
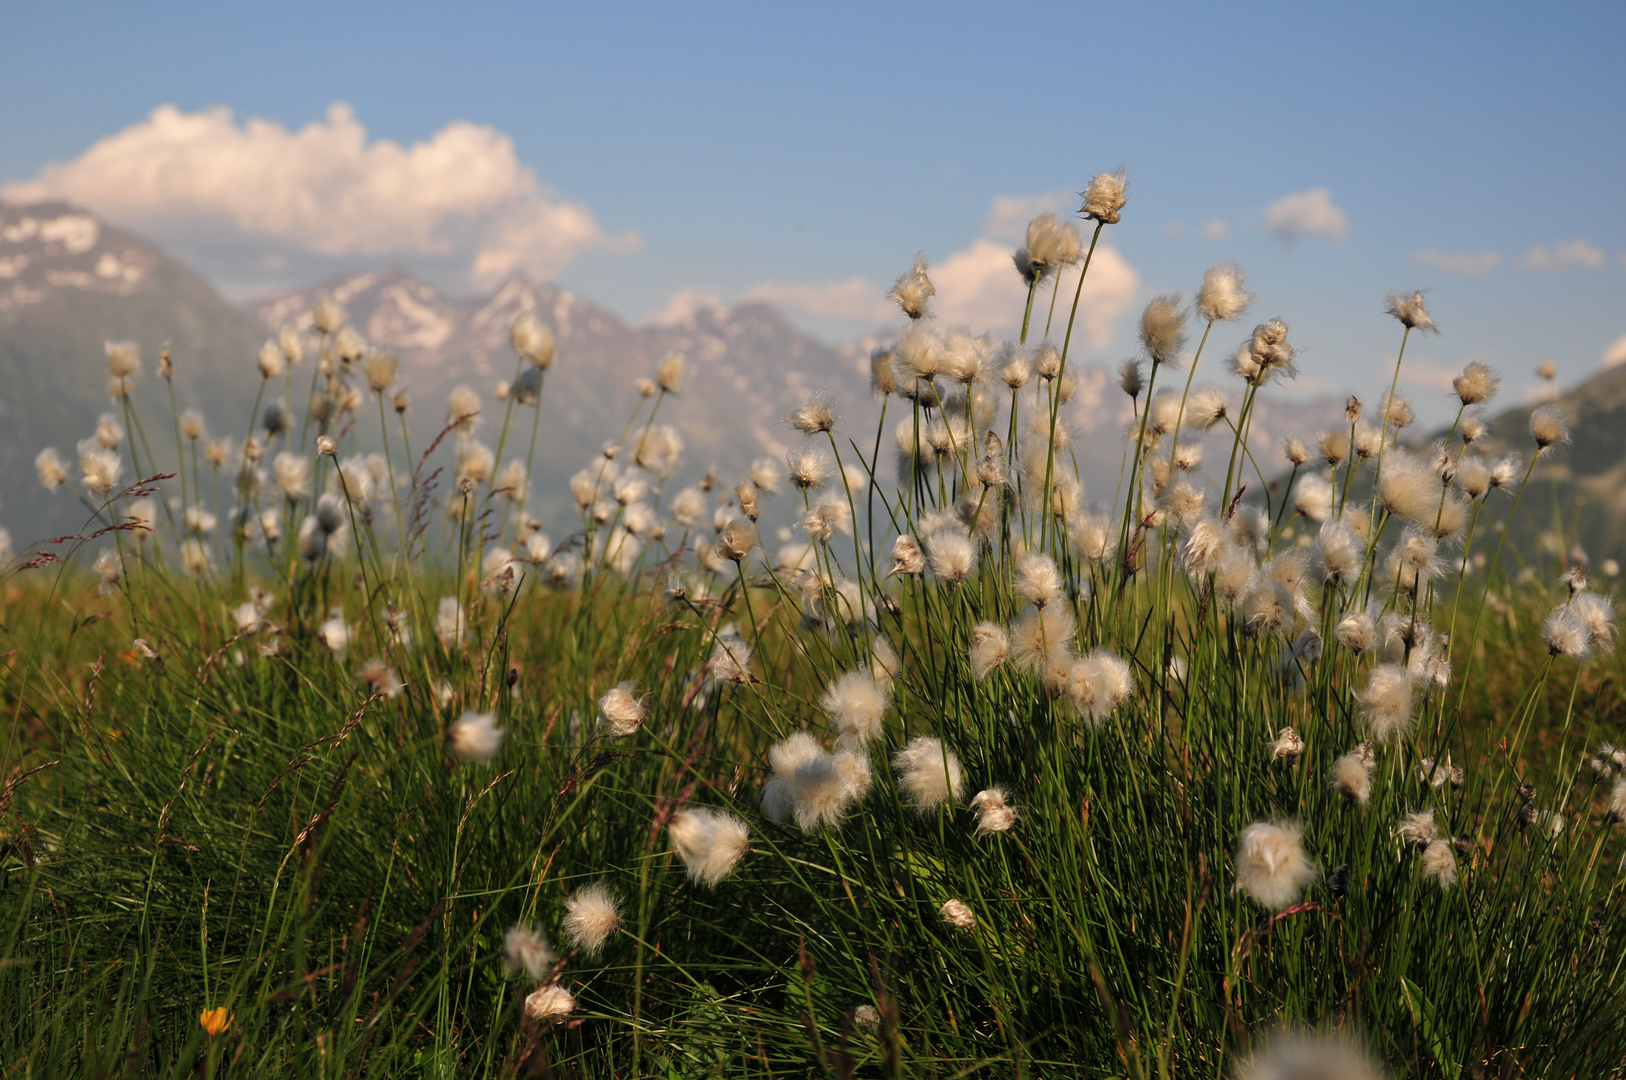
left=2, top=173, right=1624, bottom=1078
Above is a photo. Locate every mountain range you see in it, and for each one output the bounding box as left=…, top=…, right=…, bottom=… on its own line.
left=13, top=198, right=1543, bottom=564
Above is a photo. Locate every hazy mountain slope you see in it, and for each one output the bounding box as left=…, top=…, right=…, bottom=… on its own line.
left=1473, top=365, right=1626, bottom=568
left=247, top=272, right=880, bottom=527
left=0, top=200, right=264, bottom=542
left=0, top=201, right=1384, bottom=557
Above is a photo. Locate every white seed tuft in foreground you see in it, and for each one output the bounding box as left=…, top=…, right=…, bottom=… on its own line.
left=893, top=736, right=964, bottom=814
left=668, top=808, right=751, bottom=887
left=448, top=711, right=503, bottom=765
left=561, top=882, right=621, bottom=956
left=939, top=899, right=975, bottom=930
left=1234, top=821, right=1316, bottom=911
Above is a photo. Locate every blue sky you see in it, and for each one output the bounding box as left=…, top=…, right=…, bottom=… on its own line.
left=3, top=0, right=1623, bottom=423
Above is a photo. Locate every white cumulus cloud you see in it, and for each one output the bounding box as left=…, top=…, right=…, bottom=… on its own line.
left=1198, top=219, right=1229, bottom=239
left=930, top=238, right=1138, bottom=345
left=1414, top=249, right=1500, bottom=276
left=1604, top=334, right=1626, bottom=369
left=1515, top=239, right=1607, bottom=272
left=2, top=102, right=635, bottom=291
left=1261, top=188, right=1348, bottom=244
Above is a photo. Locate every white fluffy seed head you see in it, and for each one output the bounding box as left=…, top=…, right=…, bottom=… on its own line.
left=1329, top=749, right=1372, bottom=804
left=1182, top=518, right=1228, bottom=579
left=1196, top=261, right=1252, bottom=322
left=104, top=340, right=140, bottom=378
left=762, top=732, right=863, bottom=832
left=1235, top=1031, right=1387, bottom=1080
left=1456, top=457, right=1491, bottom=500
left=1159, top=478, right=1207, bottom=530
left=969, top=787, right=1017, bottom=836
left=1140, top=295, right=1187, bottom=367
left=1019, top=213, right=1081, bottom=278
left=1294, top=475, right=1333, bottom=524
left=893, top=736, right=964, bottom=814
left=1268, top=727, right=1304, bottom=760
left=1396, top=808, right=1436, bottom=846
left=561, top=882, right=621, bottom=956
left=668, top=808, right=750, bottom=887
left=1186, top=386, right=1230, bottom=431
left=924, top=529, right=977, bottom=583
left=1013, top=550, right=1064, bottom=608
left=787, top=392, right=839, bottom=435
left=888, top=253, right=935, bottom=320
left=257, top=339, right=287, bottom=379
left=1572, top=592, right=1616, bottom=653
left=969, top=622, right=1010, bottom=680
left=36, top=447, right=68, bottom=490
left=1543, top=607, right=1592, bottom=660
left=1064, top=650, right=1135, bottom=726
left=1318, top=521, right=1362, bottom=585
left=447, top=385, right=481, bottom=434
left=1420, top=838, right=1458, bottom=888
left=1608, top=778, right=1626, bottom=822
left=1234, top=821, right=1316, bottom=910
left=1375, top=450, right=1439, bottom=525
left=1283, top=434, right=1309, bottom=466
left=598, top=681, right=647, bottom=737
left=939, top=898, right=976, bottom=930
left=524, top=984, right=575, bottom=1023
left=787, top=447, right=834, bottom=490
left=1385, top=289, right=1436, bottom=332
left=1149, top=390, right=1182, bottom=436
left=1079, top=168, right=1127, bottom=224
left=1530, top=404, right=1569, bottom=449
left=510, top=311, right=557, bottom=368
left=1453, top=361, right=1498, bottom=406
left=1213, top=544, right=1257, bottom=609
left=448, top=711, right=503, bottom=764
left=1356, top=664, right=1414, bottom=741
left=892, top=320, right=941, bottom=384
left=1009, top=604, right=1077, bottom=671
left=503, top=925, right=556, bottom=981
left=822, top=670, right=890, bottom=748
left=1318, top=428, right=1350, bottom=467
left=312, top=297, right=344, bottom=335
left=709, top=627, right=753, bottom=683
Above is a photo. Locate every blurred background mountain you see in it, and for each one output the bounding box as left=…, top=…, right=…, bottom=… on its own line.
left=4, top=199, right=1422, bottom=560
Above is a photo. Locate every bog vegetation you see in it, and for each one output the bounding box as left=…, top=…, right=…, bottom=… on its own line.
left=2, top=171, right=1624, bottom=1078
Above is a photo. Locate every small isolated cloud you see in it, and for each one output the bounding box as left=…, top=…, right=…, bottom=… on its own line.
left=1162, top=222, right=1184, bottom=237
left=1198, top=219, right=1229, bottom=239
left=1515, top=239, right=1607, bottom=272
left=931, top=237, right=1139, bottom=344
left=982, top=190, right=1074, bottom=242
left=740, top=278, right=894, bottom=323
left=1261, top=188, right=1348, bottom=244
left=1604, top=334, right=1626, bottom=369
left=1414, top=249, right=1500, bottom=276
left=1, top=102, right=636, bottom=291
left=649, top=289, right=726, bottom=326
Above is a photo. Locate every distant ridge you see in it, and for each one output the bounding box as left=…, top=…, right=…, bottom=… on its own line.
left=3, top=198, right=1368, bottom=554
